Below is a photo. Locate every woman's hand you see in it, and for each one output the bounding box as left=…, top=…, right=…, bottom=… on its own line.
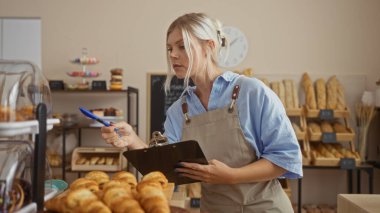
left=101, top=121, right=135, bottom=148
left=175, top=159, right=236, bottom=184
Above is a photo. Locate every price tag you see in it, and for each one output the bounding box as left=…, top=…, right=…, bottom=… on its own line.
left=322, top=133, right=337, bottom=143
left=190, top=198, right=201, bottom=208
left=319, top=109, right=334, bottom=120
left=340, top=158, right=356, bottom=169
left=49, top=80, right=64, bottom=90
left=91, top=80, right=107, bottom=90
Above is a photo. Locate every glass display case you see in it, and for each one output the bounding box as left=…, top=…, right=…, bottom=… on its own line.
left=0, top=60, right=52, bottom=122
left=0, top=141, right=33, bottom=212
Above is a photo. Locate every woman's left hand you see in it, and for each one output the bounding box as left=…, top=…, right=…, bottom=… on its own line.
left=175, top=159, right=236, bottom=184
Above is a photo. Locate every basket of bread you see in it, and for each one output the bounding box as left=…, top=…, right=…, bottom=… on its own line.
left=72, top=147, right=127, bottom=172
left=310, top=143, right=361, bottom=166
left=45, top=170, right=176, bottom=213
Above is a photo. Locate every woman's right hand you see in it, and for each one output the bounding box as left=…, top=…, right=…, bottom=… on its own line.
left=101, top=121, right=135, bottom=148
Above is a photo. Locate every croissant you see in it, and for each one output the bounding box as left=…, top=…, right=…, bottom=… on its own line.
left=65, top=188, right=99, bottom=212
left=112, top=171, right=137, bottom=188
left=141, top=171, right=168, bottom=188
left=80, top=200, right=111, bottom=213
left=138, top=186, right=170, bottom=213
left=85, top=171, right=110, bottom=189
left=70, top=178, right=99, bottom=193
left=109, top=195, right=144, bottom=213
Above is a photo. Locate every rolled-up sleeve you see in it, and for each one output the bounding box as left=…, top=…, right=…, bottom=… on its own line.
left=258, top=88, right=303, bottom=179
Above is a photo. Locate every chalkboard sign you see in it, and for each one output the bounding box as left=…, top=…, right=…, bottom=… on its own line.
left=147, top=73, right=193, bottom=141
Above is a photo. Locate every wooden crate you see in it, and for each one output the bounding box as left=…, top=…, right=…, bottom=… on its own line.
left=311, top=152, right=361, bottom=167
left=286, top=107, right=304, bottom=117
left=71, top=147, right=128, bottom=171
left=305, top=107, right=350, bottom=118
left=307, top=127, right=355, bottom=142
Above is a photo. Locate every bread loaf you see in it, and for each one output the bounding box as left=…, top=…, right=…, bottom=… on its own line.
left=292, top=80, right=299, bottom=108
left=284, top=80, right=294, bottom=109
left=336, top=81, right=346, bottom=110
left=326, top=76, right=338, bottom=110
left=333, top=122, right=348, bottom=133
left=302, top=73, right=317, bottom=109
left=309, top=122, right=321, bottom=133
left=321, top=121, right=334, bottom=133
left=315, top=78, right=326, bottom=109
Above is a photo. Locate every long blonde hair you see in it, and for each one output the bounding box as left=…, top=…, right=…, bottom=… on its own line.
left=164, top=13, right=228, bottom=93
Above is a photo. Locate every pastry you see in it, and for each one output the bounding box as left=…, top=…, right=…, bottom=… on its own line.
left=110, top=68, right=123, bottom=75
left=326, top=76, right=338, bottom=110
left=85, top=171, right=110, bottom=188
left=110, top=68, right=124, bottom=90
left=90, top=156, right=100, bottom=165
left=70, top=178, right=99, bottom=193
left=315, top=78, right=326, bottom=109
left=270, top=81, right=280, bottom=98
left=141, top=171, right=168, bottom=188
left=105, top=157, right=114, bottom=165
left=138, top=185, right=170, bottom=213
left=112, top=171, right=138, bottom=188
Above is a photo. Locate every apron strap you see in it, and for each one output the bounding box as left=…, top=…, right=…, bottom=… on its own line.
left=181, top=96, right=191, bottom=124
left=228, top=84, right=240, bottom=113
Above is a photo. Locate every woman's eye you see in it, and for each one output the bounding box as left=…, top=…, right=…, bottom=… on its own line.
left=179, top=45, right=185, bottom=49
left=167, top=48, right=172, bottom=52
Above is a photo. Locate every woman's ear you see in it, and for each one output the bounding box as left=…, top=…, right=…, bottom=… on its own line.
left=207, top=40, right=216, bottom=49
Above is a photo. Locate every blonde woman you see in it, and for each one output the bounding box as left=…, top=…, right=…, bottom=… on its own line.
left=101, top=13, right=301, bottom=212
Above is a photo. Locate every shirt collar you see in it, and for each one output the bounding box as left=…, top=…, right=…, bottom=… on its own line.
left=184, top=71, right=238, bottom=95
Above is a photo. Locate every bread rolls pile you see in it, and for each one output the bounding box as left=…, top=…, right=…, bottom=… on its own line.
left=310, top=143, right=360, bottom=159
left=45, top=171, right=171, bottom=213
left=76, top=156, right=118, bottom=166
left=308, top=121, right=350, bottom=134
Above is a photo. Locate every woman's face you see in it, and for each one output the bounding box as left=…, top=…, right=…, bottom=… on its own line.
left=167, top=28, right=190, bottom=79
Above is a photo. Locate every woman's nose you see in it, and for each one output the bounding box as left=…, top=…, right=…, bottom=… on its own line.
left=170, top=49, right=179, bottom=59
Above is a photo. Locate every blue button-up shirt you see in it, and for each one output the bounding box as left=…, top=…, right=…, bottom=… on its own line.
left=164, top=71, right=303, bottom=179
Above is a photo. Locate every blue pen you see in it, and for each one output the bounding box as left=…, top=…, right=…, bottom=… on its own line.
left=79, top=107, right=122, bottom=137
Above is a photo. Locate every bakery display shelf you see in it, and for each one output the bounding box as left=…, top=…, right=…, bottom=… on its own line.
left=307, top=127, right=355, bottom=143
left=71, top=147, right=128, bottom=172
left=286, top=107, right=304, bottom=116
left=311, top=156, right=361, bottom=167
left=51, top=89, right=128, bottom=93
left=305, top=107, right=350, bottom=118
left=0, top=118, right=60, bottom=137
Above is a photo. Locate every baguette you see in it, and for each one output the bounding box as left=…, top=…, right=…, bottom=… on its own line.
left=336, top=81, right=346, bottom=110
left=315, top=78, right=326, bottom=109
left=326, top=76, right=338, bottom=110
left=321, top=121, right=334, bottom=133
left=302, top=73, right=317, bottom=109
left=284, top=80, right=294, bottom=109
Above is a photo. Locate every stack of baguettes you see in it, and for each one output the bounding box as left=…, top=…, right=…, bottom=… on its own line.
left=45, top=171, right=172, bottom=213
left=268, top=79, right=300, bottom=109
left=302, top=73, right=347, bottom=110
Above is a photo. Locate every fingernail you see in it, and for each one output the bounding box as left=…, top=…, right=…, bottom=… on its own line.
left=175, top=162, right=184, bottom=167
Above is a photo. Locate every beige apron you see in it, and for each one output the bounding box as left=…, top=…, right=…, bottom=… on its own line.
left=180, top=81, right=293, bottom=213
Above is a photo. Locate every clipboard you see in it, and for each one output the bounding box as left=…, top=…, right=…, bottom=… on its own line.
left=123, top=140, right=208, bottom=185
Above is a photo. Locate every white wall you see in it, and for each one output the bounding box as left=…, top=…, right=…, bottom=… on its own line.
left=1, top=0, right=379, bottom=206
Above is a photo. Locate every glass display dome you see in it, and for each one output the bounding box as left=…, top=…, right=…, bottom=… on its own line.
left=0, top=141, right=33, bottom=212
left=0, top=60, right=52, bottom=121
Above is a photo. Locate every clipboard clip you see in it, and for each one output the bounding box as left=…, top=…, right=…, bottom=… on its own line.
left=149, top=131, right=169, bottom=147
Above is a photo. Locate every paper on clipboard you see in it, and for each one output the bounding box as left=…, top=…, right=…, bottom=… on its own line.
left=123, top=140, right=208, bottom=185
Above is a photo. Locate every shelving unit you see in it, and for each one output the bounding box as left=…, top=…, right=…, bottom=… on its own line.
left=50, top=87, right=139, bottom=181
left=0, top=104, right=60, bottom=212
